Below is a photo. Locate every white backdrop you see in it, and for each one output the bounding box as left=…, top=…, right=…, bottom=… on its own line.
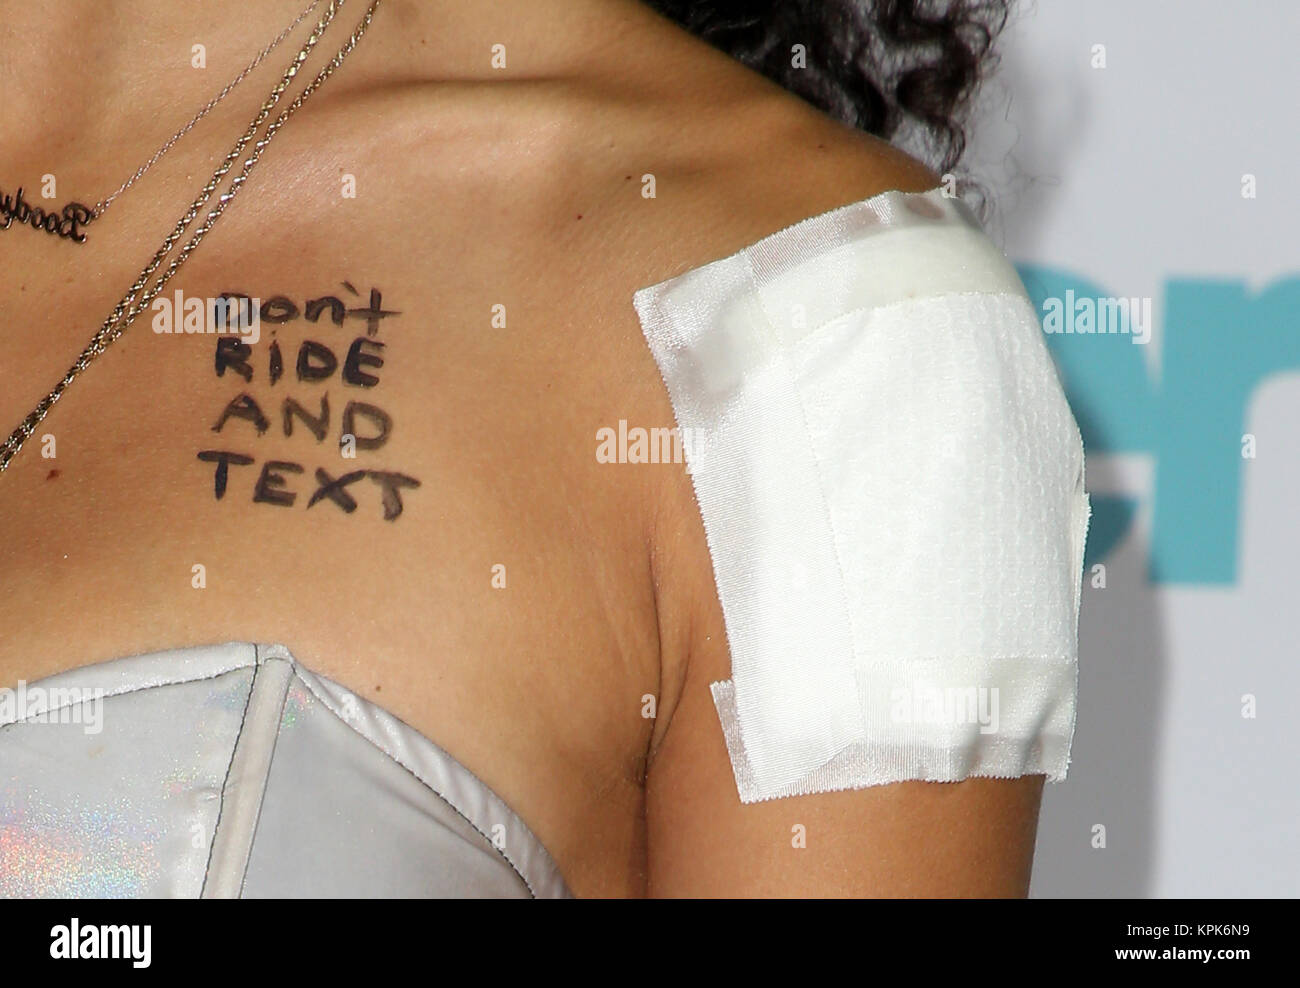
left=963, top=0, right=1299, bottom=897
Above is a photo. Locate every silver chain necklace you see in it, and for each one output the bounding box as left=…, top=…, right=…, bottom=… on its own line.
left=0, top=0, right=325, bottom=245
left=0, top=0, right=384, bottom=474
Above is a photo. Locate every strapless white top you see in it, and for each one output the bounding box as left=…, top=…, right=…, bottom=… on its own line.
left=0, top=643, right=570, bottom=898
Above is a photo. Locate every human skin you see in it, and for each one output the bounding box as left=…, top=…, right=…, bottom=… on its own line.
left=0, top=0, right=1044, bottom=897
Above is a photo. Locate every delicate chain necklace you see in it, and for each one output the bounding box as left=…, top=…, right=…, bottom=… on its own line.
left=0, top=0, right=324, bottom=245
left=0, top=0, right=384, bottom=474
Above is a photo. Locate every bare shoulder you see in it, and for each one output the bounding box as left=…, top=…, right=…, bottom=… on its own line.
left=604, top=66, right=945, bottom=289
left=613, top=54, right=946, bottom=696
left=607, top=53, right=1050, bottom=900
left=339, top=11, right=943, bottom=300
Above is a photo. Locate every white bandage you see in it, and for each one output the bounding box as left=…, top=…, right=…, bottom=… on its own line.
left=634, top=189, right=1090, bottom=803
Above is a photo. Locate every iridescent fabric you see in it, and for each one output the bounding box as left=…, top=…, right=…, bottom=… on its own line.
left=0, top=643, right=570, bottom=898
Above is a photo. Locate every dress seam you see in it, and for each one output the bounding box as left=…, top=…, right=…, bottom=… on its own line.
left=0, top=663, right=254, bottom=728
left=199, top=661, right=261, bottom=897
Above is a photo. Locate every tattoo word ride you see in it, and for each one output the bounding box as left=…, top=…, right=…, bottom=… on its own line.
left=197, top=286, right=421, bottom=521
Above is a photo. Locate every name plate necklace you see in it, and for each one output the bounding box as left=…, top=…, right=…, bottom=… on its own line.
left=0, top=0, right=324, bottom=245
left=0, top=0, right=385, bottom=473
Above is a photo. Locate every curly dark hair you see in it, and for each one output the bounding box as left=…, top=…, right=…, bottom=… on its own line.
left=642, top=0, right=1011, bottom=181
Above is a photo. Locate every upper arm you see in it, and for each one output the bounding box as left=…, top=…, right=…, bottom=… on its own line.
left=645, top=616, right=1046, bottom=897
left=638, top=158, right=1088, bottom=898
